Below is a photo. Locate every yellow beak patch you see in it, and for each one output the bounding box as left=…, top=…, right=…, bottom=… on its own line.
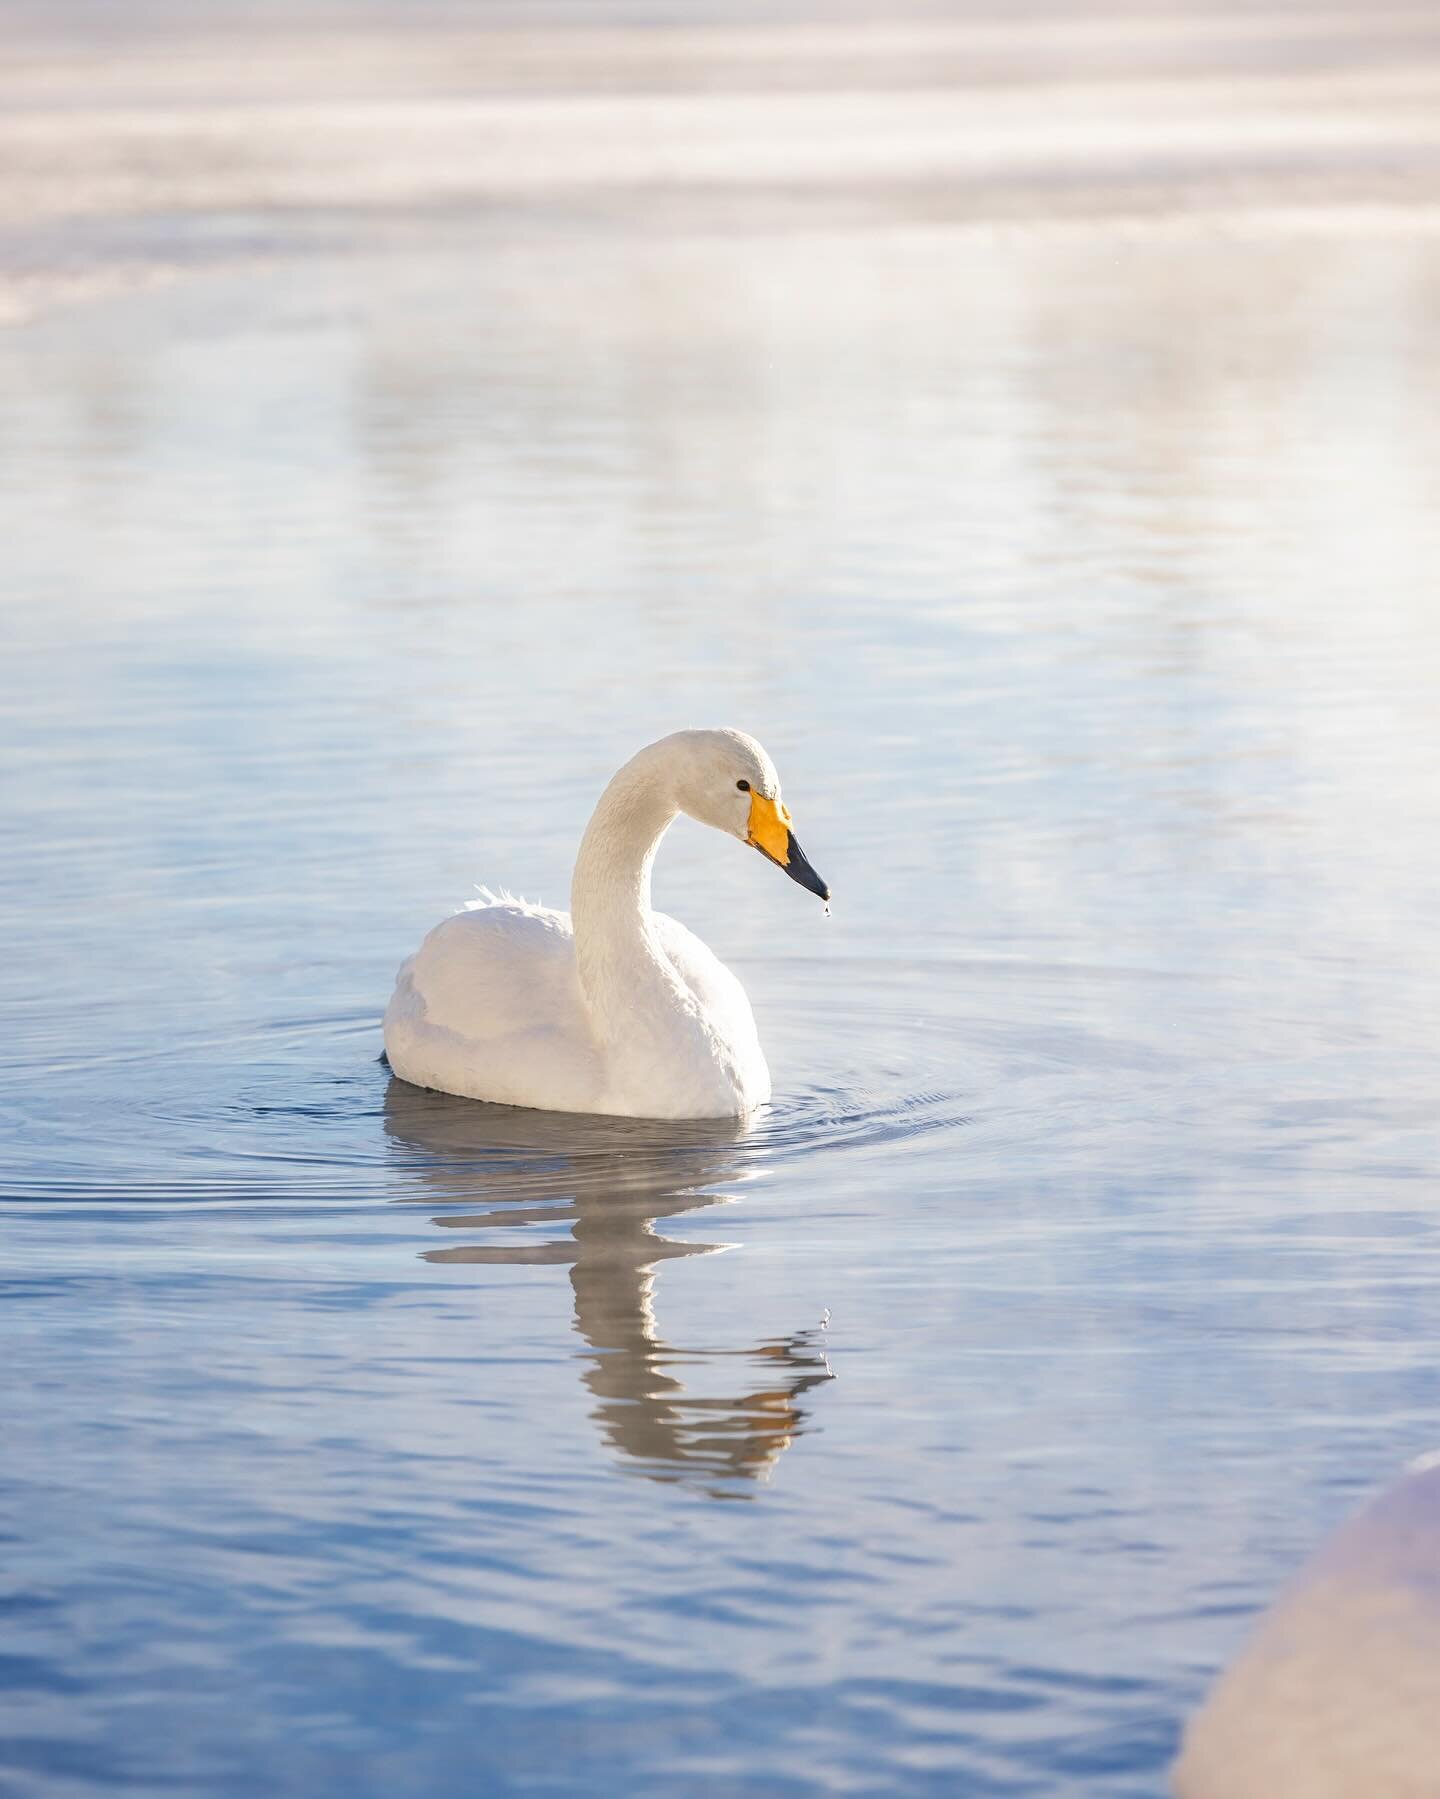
left=747, top=791, right=793, bottom=864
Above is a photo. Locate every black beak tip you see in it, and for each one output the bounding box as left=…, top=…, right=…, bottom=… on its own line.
left=784, top=832, right=830, bottom=903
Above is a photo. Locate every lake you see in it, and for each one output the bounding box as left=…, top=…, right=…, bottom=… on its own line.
left=4, top=12, right=1440, bottom=1795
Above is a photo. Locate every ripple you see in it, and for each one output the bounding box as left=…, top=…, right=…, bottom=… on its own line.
left=2, top=955, right=1152, bottom=1209
left=754, top=1078, right=969, bottom=1159
left=2, top=956, right=1008, bottom=1207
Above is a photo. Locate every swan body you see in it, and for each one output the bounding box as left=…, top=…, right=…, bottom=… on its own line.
left=383, top=729, right=828, bottom=1119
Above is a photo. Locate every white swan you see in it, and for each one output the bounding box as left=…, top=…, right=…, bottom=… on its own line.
left=383, top=729, right=829, bottom=1119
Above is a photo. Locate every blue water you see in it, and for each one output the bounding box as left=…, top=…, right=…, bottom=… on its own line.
left=4, top=220, right=1440, bottom=1795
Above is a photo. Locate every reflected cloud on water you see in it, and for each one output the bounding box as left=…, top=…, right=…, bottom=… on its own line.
left=382, top=1078, right=834, bottom=1498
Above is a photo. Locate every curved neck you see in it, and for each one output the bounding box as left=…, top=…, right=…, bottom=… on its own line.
left=570, top=753, right=681, bottom=1030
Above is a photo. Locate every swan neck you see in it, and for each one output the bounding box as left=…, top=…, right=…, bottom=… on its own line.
left=571, top=759, right=679, bottom=1023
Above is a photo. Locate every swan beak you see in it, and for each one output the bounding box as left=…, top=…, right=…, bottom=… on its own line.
left=747, top=793, right=831, bottom=902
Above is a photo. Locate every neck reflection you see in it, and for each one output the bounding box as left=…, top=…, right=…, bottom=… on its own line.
left=383, top=1079, right=833, bottom=1497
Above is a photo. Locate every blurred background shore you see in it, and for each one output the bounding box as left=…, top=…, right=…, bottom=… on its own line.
left=6, top=0, right=1440, bottom=325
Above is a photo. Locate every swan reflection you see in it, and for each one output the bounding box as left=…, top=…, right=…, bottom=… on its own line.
left=383, top=1079, right=833, bottom=1496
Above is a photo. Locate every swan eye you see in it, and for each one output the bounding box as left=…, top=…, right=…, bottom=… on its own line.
left=736, top=779, right=750, bottom=792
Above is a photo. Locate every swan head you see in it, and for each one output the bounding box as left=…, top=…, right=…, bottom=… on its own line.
left=664, top=728, right=830, bottom=902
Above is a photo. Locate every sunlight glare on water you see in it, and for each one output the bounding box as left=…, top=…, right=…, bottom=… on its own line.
left=4, top=214, right=1440, bottom=1794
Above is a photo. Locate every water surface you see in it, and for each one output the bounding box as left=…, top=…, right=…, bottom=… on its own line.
left=4, top=208, right=1440, bottom=1794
